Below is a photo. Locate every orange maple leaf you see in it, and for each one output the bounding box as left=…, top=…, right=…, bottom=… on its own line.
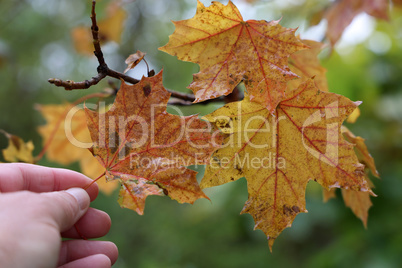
left=159, top=0, right=308, bottom=111
left=325, top=0, right=389, bottom=46
left=201, top=80, right=372, bottom=250
left=84, top=71, right=224, bottom=214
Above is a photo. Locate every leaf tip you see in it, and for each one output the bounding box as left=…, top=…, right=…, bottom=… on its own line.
left=267, top=237, right=275, bottom=253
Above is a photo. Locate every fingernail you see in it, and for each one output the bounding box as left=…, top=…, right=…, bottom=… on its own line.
left=66, top=188, right=89, bottom=210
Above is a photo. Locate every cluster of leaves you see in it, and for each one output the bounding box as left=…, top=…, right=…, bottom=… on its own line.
left=1, top=0, right=386, bottom=250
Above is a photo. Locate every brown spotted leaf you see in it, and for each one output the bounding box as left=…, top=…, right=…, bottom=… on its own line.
left=201, top=80, right=372, bottom=250
left=85, top=71, right=223, bottom=214
left=325, top=0, right=389, bottom=46
left=159, top=0, right=308, bottom=111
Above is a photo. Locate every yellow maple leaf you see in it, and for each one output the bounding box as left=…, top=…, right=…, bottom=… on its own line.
left=159, top=0, right=308, bottom=111
left=323, top=126, right=379, bottom=227
left=1, top=130, right=34, bottom=163
left=37, top=103, right=118, bottom=194
left=201, top=80, right=372, bottom=250
left=342, top=126, right=379, bottom=178
left=37, top=103, right=92, bottom=165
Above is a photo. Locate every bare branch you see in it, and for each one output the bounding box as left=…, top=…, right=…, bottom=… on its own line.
left=48, top=73, right=107, bottom=90
left=106, top=69, right=139, bottom=84
left=167, top=99, right=194, bottom=106
left=168, top=90, right=195, bottom=102
left=90, top=0, right=106, bottom=67
left=47, top=0, right=240, bottom=105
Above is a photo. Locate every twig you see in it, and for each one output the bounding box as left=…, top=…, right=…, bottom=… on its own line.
left=48, top=73, right=107, bottom=90
left=90, top=1, right=106, bottom=68
left=106, top=68, right=139, bottom=84
left=47, top=0, right=235, bottom=105
left=168, top=99, right=194, bottom=106
left=48, top=1, right=130, bottom=91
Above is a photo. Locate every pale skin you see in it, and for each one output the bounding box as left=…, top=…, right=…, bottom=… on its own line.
left=0, top=163, right=118, bottom=268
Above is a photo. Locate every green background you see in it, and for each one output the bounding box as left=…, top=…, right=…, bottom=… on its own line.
left=1, top=0, right=401, bottom=267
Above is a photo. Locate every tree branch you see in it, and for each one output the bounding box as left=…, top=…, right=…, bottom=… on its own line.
left=48, top=72, right=107, bottom=90
left=46, top=0, right=231, bottom=105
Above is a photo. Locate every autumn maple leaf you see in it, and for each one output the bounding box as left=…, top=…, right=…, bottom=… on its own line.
left=159, top=0, right=308, bottom=111
left=37, top=102, right=119, bottom=195
left=84, top=71, right=224, bottom=214
left=37, top=103, right=93, bottom=165
left=324, top=126, right=379, bottom=227
left=201, top=80, right=373, bottom=250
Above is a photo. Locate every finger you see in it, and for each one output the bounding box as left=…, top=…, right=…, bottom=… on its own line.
left=61, top=208, right=111, bottom=239
left=41, top=188, right=90, bottom=231
left=58, top=241, right=118, bottom=267
left=0, top=163, right=98, bottom=200
left=58, top=254, right=112, bottom=268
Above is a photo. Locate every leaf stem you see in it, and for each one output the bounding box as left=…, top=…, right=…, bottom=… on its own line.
left=84, top=171, right=106, bottom=190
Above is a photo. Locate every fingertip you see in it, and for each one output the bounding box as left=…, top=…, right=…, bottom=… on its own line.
left=61, top=208, right=112, bottom=239
left=59, top=240, right=118, bottom=267
left=108, top=242, right=119, bottom=265
left=60, top=254, right=111, bottom=268
left=65, top=188, right=90, bottom=211
left=90, top=254, right=112, bottom=267
left=42, top=189, right=90, bottom=231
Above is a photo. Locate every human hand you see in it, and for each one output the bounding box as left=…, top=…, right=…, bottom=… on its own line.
left=0, top=163, right=118, bottom=268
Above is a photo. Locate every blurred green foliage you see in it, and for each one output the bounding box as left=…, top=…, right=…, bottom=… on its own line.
left=1, top=0, right=402, bottom=267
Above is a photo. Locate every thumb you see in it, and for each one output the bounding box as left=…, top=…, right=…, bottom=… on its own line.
left=41, top=188, right=90, bottom=232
